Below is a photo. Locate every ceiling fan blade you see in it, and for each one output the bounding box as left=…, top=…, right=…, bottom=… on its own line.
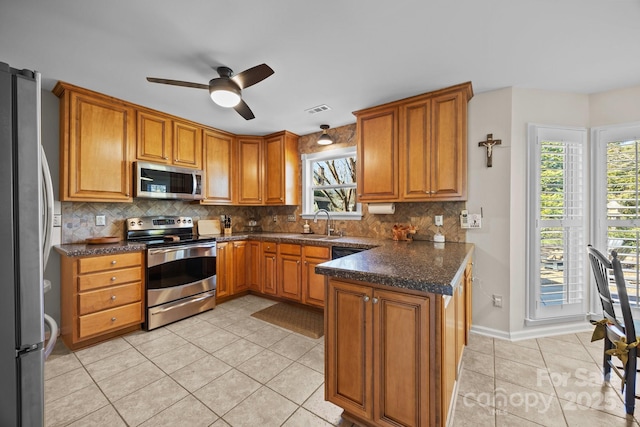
left=233, top=99, right=255, bottom=120
left=231, top=64, right=274, bottom=89
left=146, top=77, right=209, bottom=90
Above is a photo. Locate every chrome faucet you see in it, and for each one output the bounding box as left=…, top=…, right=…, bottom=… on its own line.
left=314, top=209, right=333, bottom=236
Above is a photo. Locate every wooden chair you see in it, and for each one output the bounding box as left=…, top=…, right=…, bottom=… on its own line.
left=587, top=244, right=639, bottom=414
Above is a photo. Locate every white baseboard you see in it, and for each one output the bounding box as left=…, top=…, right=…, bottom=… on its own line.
left=470, top=321, right=592, bottom=341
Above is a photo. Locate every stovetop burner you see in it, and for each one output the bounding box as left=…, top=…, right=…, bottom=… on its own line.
left=126, top=215, right=216, bottom=248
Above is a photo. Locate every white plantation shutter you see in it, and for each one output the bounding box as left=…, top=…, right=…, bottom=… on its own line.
left=592, top=124, right=640, bottom=311
left=527, top=125, right=587, bottom=321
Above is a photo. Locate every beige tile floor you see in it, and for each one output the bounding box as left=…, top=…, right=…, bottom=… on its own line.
left=44, top=294, right=640, bottom=426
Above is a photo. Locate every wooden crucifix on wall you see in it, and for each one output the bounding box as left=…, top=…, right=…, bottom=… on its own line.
left=478, top=133, right=502, bottom=167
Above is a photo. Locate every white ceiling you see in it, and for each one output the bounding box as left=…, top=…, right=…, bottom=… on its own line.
left=2, top=0, right=640, bottom=136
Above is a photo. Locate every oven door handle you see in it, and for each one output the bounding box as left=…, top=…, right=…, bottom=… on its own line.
left=151, top=292, right=215, bottom=315
left=148, top=242, right=216, bottom=255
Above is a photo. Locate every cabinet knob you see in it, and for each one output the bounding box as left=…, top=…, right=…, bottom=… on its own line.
left=111, top=260, right=117, bottom=265
left=272, top=256, right=276, bottom=260
left=280, top=197, right=283, bottom=201
left=126, top=193, right=130, bottom=197
left=163, top=156, right=168, bottom=160
left=111, top=317, right=117, bottom=322
left=111, top=276, right=116, bottom=281
left=111, top=295, right=116, bottom=300
left=373, top=297, right=378, bottom=304
left=363, top=295, right=370, bottom=302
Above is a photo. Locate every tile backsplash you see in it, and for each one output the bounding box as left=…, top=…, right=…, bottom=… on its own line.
left=61, top=123, right=467, bottom=244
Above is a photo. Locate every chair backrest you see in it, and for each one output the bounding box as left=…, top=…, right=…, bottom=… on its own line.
left=611, top=250, right=637, bottom=342
left=588, top=245, right=620, bottom=327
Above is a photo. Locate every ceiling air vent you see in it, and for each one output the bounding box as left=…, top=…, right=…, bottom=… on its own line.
left=304, top=104, right=332, bottom=115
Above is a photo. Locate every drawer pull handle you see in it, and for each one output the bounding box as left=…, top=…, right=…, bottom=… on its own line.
left=111, top=295, right=116, bottom=300
left=111, top=317, right=117, bottom=322
left=363, top=296, right=370, bottom=302
left=111, top=276, right=116, bottom=281
left=111, top=260, right=117, bottom=265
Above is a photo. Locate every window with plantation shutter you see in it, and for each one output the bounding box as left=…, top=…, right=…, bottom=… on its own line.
left=527, top=124, right=588, bottom=322
left=592, top=124, right=640, bottom=313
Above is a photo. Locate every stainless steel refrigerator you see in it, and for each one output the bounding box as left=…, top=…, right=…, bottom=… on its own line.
left=0, top=62, right=46, bottom=426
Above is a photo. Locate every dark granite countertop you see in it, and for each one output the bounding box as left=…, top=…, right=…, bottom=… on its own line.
left=315, top=241, right=474, bottom=296
left=55, top=233, right=473, bottom=296
left=54, top=241, right=147, bottom=257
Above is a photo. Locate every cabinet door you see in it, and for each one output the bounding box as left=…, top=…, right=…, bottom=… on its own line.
left=262, top=251, right=277, bottom=295
left=455, top=281, right=465, bottom=373
left=441, top=295, right=456, bottom=424
left=326, top=279, right=373, bottom=420
left=430, top=90, right=466, bottom=200
left=216, top=242, right=232, bottom=299
left=279, top=254, right=302, bottom=301
left=202, top=129, right=235, bottom=204
left=302, top=246, right=330, bottom=308
left=264, top=134, right=284, bottom=205
left=356, top=106, right=399, bottom=201
left=137, top=110, right=172, bottom=164
left=173, top=120, right=202, bottom=169
left=372, top=289, right=431, bottom=427
left=233, top=241, right=249, bottom=294
left=464, top=259, right=473, bottom=344
left=400, top=99, right=431, bottom=200
left=63, top=91, right=134, bottom=202
left=237, top=137, right=263, bottom=204
left=247, top=241, right=262, bottom=292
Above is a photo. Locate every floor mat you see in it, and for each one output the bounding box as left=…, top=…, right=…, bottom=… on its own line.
left=251, top=302, right=324, bottom=339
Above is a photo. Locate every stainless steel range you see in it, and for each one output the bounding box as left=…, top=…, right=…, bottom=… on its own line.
left=126, top=216, right=216, bottom=330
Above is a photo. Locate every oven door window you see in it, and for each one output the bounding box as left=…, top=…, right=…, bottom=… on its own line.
left=148, top=256, right=216, bottom=289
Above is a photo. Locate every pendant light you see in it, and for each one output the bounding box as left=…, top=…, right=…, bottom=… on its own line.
left=317, top=124, right=333, bottom=145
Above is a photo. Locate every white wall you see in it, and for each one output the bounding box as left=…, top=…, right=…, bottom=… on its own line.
left=589, top=84, right=640, bottom=127
left=466, top=88, right=513, bottom=338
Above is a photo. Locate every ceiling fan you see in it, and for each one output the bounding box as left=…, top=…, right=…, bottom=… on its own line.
left=147, top=63, right=274, bottom=120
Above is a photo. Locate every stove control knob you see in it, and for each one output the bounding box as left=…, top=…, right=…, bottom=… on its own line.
left=137, top=220, right=143, bottom=226
left=176, top=219, right=181, bottom=224
left=188, top=219, right=192, bottom=223
left=129, top=221, right=136, bottom=227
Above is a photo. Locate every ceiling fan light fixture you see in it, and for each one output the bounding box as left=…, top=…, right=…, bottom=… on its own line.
left=318, top=124, right=333, bottom=145
left=209, top=79, right=241, bottom=108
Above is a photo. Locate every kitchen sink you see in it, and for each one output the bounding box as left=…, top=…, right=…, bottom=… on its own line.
left=299, top=234, right=342, bottom=240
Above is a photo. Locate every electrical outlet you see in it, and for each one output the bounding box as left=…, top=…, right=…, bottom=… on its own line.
left=435, top=215, right=443, bottom=227
left=493, top=294, right=503, bottom=307
left=95, top=215, right=106, bottom=226
left=287, top=214, right=296, bottom=222
left=272, top=215, right=277, bottom=222
left=52, top=214, right=62, bottom=227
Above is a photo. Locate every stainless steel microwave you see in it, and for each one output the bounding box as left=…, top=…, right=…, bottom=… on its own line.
left=134, top=162, right=204, bottom=200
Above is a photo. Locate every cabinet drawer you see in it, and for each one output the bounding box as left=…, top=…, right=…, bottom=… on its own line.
left=263, top=241, right=277, bottom=253
left=303, top=245, right=329, bottom=259
left=78, top=267, right=142, bottom=292
left=78, top=252, right=142, bottom=274
left=280, top=243, right=301, bottom=256
left=78, top=282, right=142, bottom=315
left=78, top=302, right=142, bottom=338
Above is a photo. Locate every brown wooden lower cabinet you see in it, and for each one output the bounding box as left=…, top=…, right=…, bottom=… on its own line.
left=326, top=279, right=434, bottom=427
left=60, top=251, right=144, bottom=350
left=261, top=241, right=278, bottom=295
left=302, top=245, right=330, bottom=307
left=326, top=273, right=470, bottom=427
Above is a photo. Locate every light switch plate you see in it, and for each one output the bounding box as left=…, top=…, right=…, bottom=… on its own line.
left=434, top=215, right=443, bottom=227
left=287, top=214, right=296, bottom=222
left=95, top=215, right=106, bottom=226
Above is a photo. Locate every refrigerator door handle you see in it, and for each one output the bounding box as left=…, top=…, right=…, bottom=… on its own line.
left=41, top=145, right=54, bottom=268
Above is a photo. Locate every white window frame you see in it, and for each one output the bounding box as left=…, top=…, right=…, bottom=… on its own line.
left=591, top=122, right=640, bottom=317
left=301, top=146, right=362, bottom=220
left=526, top=124, right=588, bottom=324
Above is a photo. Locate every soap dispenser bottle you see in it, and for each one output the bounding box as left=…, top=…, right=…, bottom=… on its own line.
left=303, top=220, right=310, bottom=233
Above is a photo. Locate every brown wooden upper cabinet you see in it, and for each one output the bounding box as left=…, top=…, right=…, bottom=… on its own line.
left=54, top=82, right=135, bottom=203
left=354, top=82, right=472, bottom=203
left=237, top=131, right=300, bottom=206
left=136, top=110, right=202, bottom=169
left=202, top=129, right=236, bottom=205
left=264, top=131, right=300, bottom=205
left=237, top=136, right=264, bottom=205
